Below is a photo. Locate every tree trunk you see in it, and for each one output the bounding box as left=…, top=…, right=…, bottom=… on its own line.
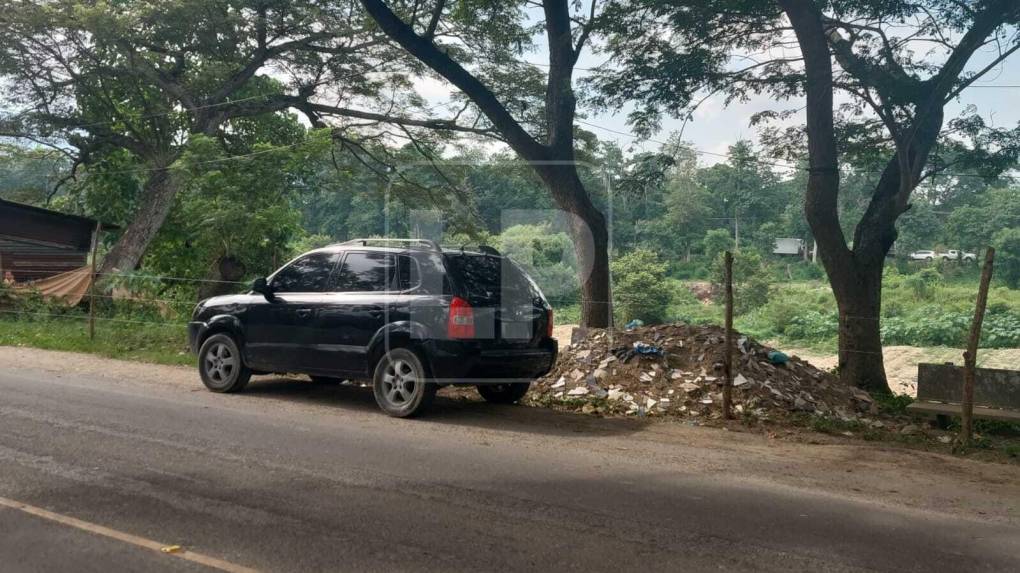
left=538, top=166, right=612, bottom=328
left=833, top=259, right=888, bottom=392
left=781, top=0, right=892, bottom=393
left=572, top=210, right=611, bottom=328
left=99, top=167, right=180, bottom=275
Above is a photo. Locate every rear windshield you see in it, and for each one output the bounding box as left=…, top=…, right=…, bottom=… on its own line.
left=444, top=254, right=541, bottom=302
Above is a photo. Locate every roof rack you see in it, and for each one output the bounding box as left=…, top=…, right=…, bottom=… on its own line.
left=337, top=238, right=442, bottom=252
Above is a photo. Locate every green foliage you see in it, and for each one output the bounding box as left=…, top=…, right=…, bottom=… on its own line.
left=903, top=267, right=942, bottom=300
left=496, top=224, right=578, bottom=303
left=0, top=317, right=189, bottom=366
left=872, top=392, right=915, bottom=416
left=702, top=229, right=732, bottom=260
left=711, top=250, right=771, bottom=315
left=992, top=228, right=1020, bottom=288
left=611, top=248, right=671, bottom=324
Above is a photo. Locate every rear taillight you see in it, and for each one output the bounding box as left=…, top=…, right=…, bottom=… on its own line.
left=448, top=296, right=475, bottom=339
left=546, top=308, right=554, bottom=338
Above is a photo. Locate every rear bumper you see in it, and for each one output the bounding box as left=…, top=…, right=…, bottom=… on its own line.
left=424, top=337, right=558, bottom=384
left=187, top=321, right=208, bottom=354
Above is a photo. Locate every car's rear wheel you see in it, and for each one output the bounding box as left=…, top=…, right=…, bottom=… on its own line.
left=477, top=382, right=531, bottom=404
left=372, top=348, right=436, bottom=418
left=198, top=333, right=251, bottom=393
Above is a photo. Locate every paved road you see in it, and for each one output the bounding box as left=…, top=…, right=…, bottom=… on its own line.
left=0, top=366, right=1017, bottom=572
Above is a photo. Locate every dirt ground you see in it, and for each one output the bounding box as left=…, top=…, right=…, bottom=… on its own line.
left=2, top=344, right=1019, bottom=529
left=779, top=345, right=1020, bottom=397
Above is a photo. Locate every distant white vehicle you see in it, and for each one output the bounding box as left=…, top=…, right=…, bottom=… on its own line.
left=909, top=250, right=936, bottom=261
left=938, top=249, right=977, bottom=262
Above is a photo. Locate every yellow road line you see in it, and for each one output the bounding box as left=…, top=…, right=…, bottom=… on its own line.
left=0, top=496, right=259, bottom=573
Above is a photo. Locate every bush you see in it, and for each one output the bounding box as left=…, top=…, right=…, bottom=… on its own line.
left=902, top=267, right=941, bottom=300
left=880, top=307, right=1020, bottom=348
left=785, top=310, right=839, bottom=341
left=611, top=248, right=671, bottom=324
left=992, top=228, right=1020, bottom=288
left=711, top=250, right=771, bottom=314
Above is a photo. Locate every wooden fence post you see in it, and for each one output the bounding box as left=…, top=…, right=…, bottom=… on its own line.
left=88, top=221, right=101, bottom=341
left=961, top=247, right=995, bottom=446
left=723, top=251, right=734, bottom=419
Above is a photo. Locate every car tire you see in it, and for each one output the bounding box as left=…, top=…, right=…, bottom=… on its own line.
left=198, top=333, right=251, bottom=393
left=926, top=256, right=933, bottom=262
left=477, top=382, right=531, bottom=404
left=372, top=348, right=436, bottom=418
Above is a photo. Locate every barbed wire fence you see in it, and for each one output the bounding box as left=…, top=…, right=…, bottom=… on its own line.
left=0, top=249, right=1010, bottom=367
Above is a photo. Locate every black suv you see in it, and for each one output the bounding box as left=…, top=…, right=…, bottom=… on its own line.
left=188, top=239, right=557, bottom=417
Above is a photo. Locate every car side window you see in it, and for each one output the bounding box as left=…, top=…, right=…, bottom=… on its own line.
left=334, top=252, right=397, bottom=292
left=397, top=255, right=420, bottom=291
left=270, top=252, right=341, bottom=293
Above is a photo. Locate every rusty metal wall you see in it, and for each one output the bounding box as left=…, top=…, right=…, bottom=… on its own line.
left=0, top=201, right=95, bottom=282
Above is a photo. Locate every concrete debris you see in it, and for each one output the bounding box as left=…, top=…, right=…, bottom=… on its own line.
left=900, top=424, right=921, bottom=436
left=527, top=323, right=886, bottom=425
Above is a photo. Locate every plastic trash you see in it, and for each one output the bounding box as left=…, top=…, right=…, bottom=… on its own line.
left=767, top=350, right=789, bottom=365
left=625, top=319, right=644, bottom=331
left=632, top=342, right=664, bottom=356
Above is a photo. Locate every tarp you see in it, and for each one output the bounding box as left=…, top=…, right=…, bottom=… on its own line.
left=10, top=266, right=93, bottom=306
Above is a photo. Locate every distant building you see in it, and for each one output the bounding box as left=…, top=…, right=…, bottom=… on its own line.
left=0, top=199, right=111, bottom=283
left=772, top=237, right=805, bottom=256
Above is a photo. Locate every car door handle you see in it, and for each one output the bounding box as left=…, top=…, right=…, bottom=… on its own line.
left=295, top=308, right=313, bottom=319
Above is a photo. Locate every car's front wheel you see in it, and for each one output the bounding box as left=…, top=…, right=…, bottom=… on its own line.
left=477, top=382, right=531, bottom=404
left=372, top=348, right=436, bottom=418
left=198, top=333, right=251, bottom=393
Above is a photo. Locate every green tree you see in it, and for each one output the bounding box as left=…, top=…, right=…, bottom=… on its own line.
left=702, top=229, right=732, bottom=260
left=497, top=224, right=578, bottom=302
left=712, top=250, right=771, bottom=315
left=1, top=0, right=471, bottom=275
left=357, top=0, right=614, bottom=327
left=595, top=0, right=1020, bottom=393
left=946, top=187, right=1020, bottom=250
left=611, top=248, right=671, bottom=324
left=992, top=230, right=1020, bottom=288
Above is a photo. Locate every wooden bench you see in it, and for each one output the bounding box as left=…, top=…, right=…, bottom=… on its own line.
left=907, top=363, right=1020, bottom=425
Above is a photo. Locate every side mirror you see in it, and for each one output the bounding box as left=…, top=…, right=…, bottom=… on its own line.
left=252, top=277, right=275, bottom=301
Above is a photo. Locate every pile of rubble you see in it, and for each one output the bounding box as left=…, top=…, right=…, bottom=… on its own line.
left=526, top=324, right=876, bottom=422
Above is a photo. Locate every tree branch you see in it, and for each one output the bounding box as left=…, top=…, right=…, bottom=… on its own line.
left=359, top=0, right=546, bottom=160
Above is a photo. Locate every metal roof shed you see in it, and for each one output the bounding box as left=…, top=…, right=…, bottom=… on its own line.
left=0, top=199, right=112, bottom=283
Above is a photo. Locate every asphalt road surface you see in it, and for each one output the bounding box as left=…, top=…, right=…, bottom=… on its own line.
left=1, top=365, right=1018, bottom=572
